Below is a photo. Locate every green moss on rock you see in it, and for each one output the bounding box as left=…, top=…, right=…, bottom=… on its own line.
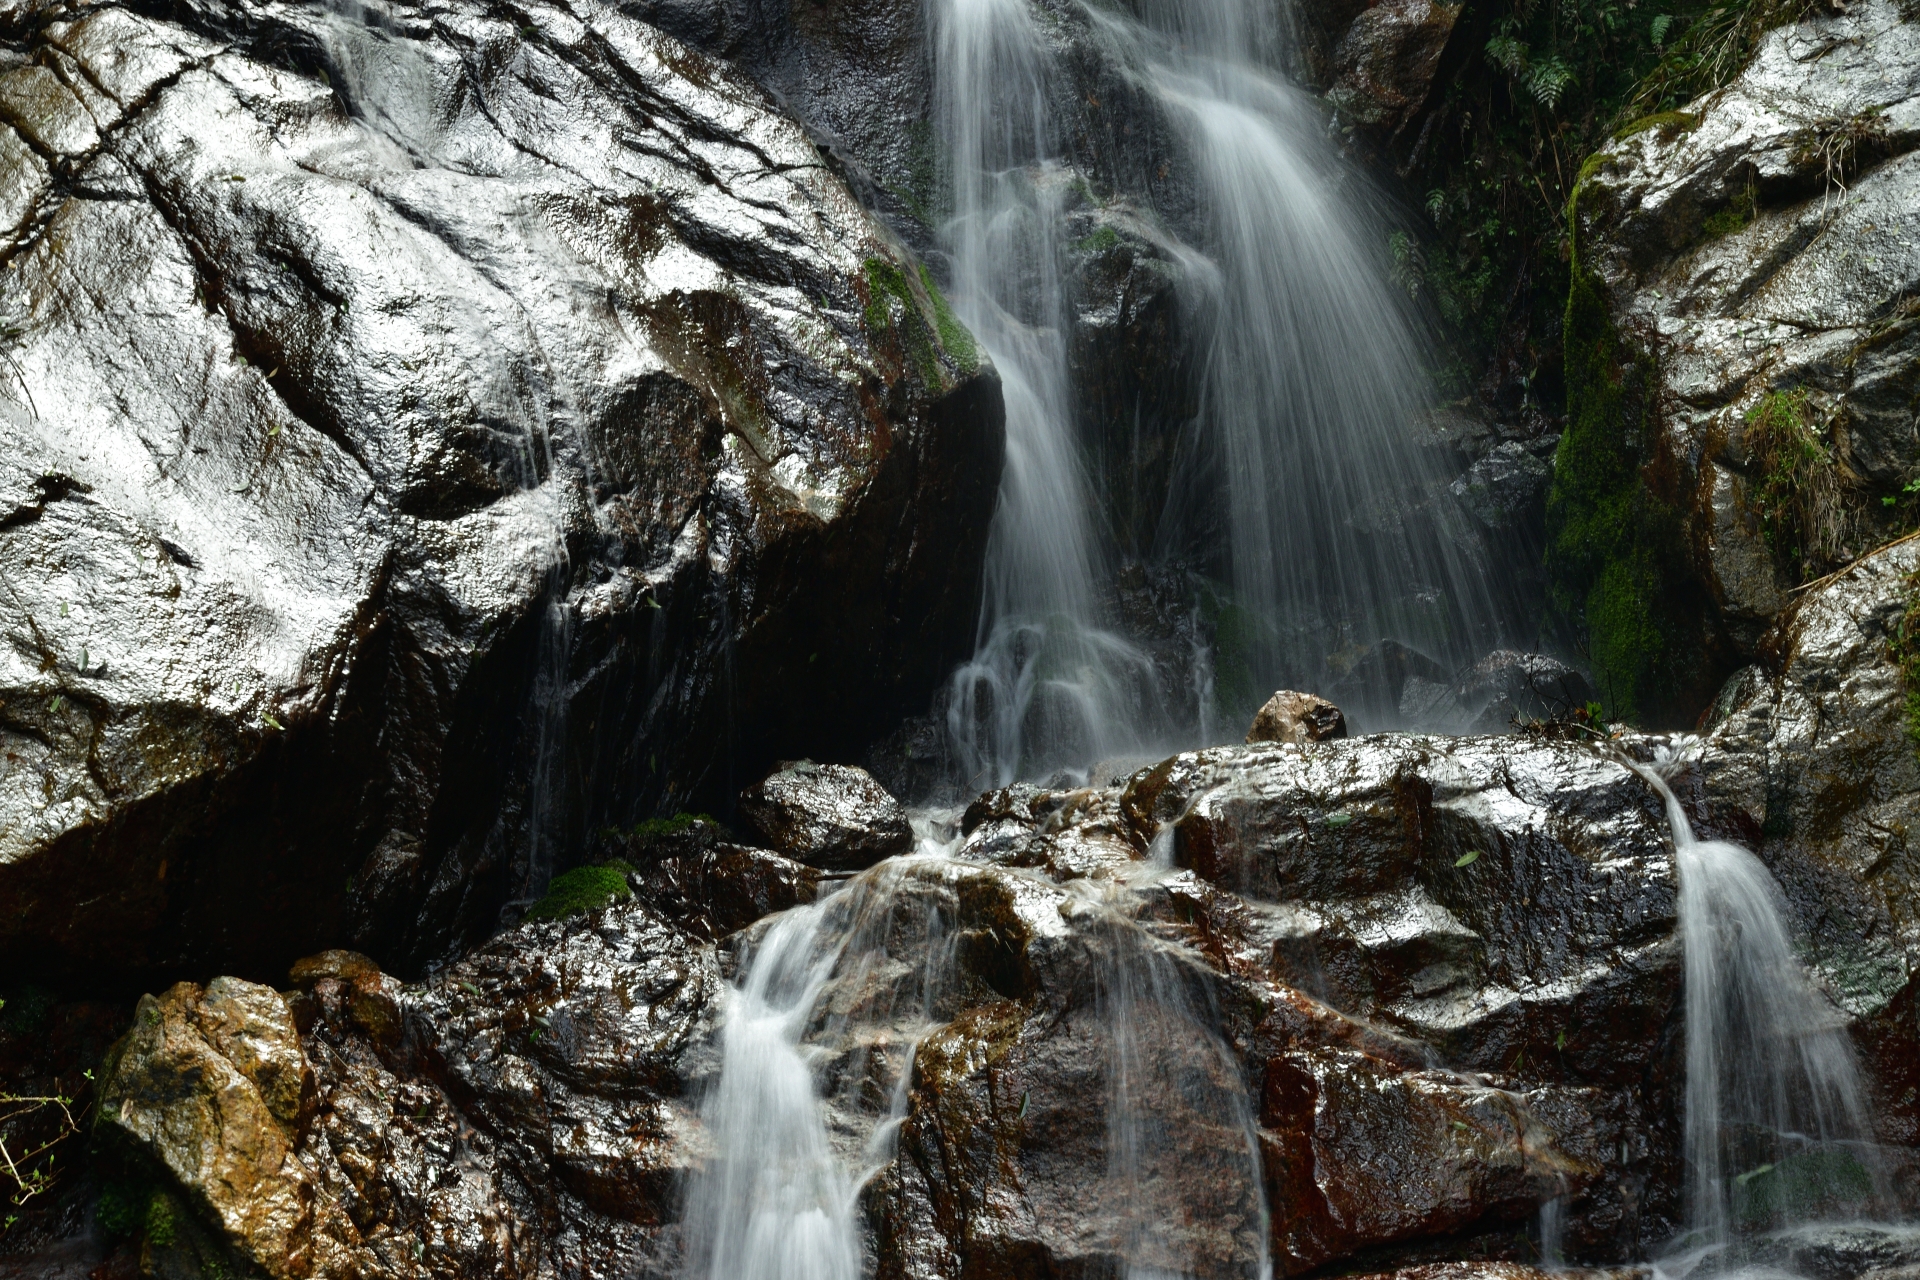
left=1612, top=110, right=1701, bottom=142
left=862, top=257, right=981, bottom=386
left=631, top=812, right=719, bottom=842
left=1545, top=232, right=1703, bottom=725
left=524, top=864, right=633, bottom=922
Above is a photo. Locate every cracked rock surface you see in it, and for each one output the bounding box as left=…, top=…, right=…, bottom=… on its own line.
left=1573, top=0, right=1920, bottom=645
left=0, top=0, right=1002, bottom=984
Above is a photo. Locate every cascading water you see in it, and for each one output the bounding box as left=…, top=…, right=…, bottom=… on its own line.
left=681, top=831, right=1272, bottom=1280
left=935, top=0, right=1169, bottom=788
left=1634, top=748, right=1891, bottom=1274
left=935, top=0, right=1504, bottom=783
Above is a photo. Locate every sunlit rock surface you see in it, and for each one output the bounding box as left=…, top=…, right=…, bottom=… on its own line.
left=0, top=0, right=1001, bottom=984
left=737, top=759, right=913, bottom=870
left=1572, top=0, right=1920, bottom=646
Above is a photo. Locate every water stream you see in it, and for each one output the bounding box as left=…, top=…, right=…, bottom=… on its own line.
left=1633, top=749, right=1890, bottom=1276
left=935, top=0, right=1502, bottom=783
left=680, top=828, right=1271, bottom=1279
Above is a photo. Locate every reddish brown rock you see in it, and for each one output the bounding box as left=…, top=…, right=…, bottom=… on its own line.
left=1246, top=690, right=1350, bottom=745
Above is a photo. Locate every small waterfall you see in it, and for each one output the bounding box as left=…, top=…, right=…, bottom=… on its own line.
left=1094, top=883, right=1273, bottom=1280
left=933, top=0, right=1502, bottom=782
left=679, top=902, right=865, bottom=1280
left=683, top=838, right=1271, bottom=1279
left=680, top=854, right=960, bottom=1280
left=1634, top=750, right=1889, bottom=1272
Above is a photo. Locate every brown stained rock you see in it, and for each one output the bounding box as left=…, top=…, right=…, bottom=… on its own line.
left=1262, top=1049, right=1600, bottom=1270
left=738, top=760, right=914, bottom=870
left=96, top=981, right=334, bottom=1280
left=1246, top=690, right=1349, bottom=745
left=636, top=844, right=824, bottom=940
left=1325, top=0, right=1462, bottom=134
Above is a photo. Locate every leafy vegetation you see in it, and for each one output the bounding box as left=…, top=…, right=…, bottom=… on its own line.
left=1398, top=0, right=1813, bottom=402
left=1744, top=388, right=1858, bottom=579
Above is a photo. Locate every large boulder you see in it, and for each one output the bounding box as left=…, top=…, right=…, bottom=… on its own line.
left=94, top=903, right=723, bottom=1280
left=0, top=0, right=1001, bottom=984
left=1558, top=0, right=1920, bottom=715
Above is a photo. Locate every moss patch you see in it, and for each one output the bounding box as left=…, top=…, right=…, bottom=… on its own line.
left=631, top=812, right=719, bottom=843
left=1545, top=235, right=1701, bottom=725
left=918, top=264, right=978, bottom=374
left=862, top=257, right=980, bottom=386
left=1700, top=178, right=1757, bottom=240
left=1613, top=110, right=1702, bottom=142
left=525, top=864, right=633, bottom=922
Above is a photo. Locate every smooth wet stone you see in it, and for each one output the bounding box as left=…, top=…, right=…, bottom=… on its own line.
left=1572, top=0, right=1920, bottom=651
left=1246, top=689, right=1349, bottom=745
left=738, top=760, right=914, bottom=870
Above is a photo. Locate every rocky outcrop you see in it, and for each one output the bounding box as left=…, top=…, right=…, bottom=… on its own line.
left=737, top=759, right=914, bottom=870
left=94, top=908, right=721, bottom=1280
left=1324, top=0, right=1462, bottom=137
left=1701, top=536, right=1920, bottom=1153
left=0, top=0, right=1002, bottom=984
left=1559, top=0, right=1920, bottom=715
left=74, top=563, right=1920, bottom=1278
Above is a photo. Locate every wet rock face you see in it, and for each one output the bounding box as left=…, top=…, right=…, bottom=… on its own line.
left=1324, top=0, right=1461, bottom=136
left=1703, top=537, right=1920, bottom=1158
left=738, top=760, right=914, bottom=870
left=1571, top=0, right=1920, bottom=650
left=95, top=904, right=722, bottom=1280
left=1246, top=690, right=1349, bottom=744
left=76, top=654, right=1920, bottom=1279
left=0, top=0, right=1001, bottom=984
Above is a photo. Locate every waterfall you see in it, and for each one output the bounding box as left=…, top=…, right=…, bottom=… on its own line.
left=1634, top=750, right=1889, bottom=1271
left=935, top=0, right=1500, bottom=783
left=681, top=838, right=1271, bottom=1279
left=934, top=0, right=1168, bottom=787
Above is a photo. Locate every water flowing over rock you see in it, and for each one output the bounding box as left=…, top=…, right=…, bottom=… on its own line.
left=1701, top=536, right=1920, bottom=1166
left=74, top=603, right=1920, bottom=1278
left=0, top=0, right=1002, bottom=984
left=1567, top=0, right=1920, bottom=670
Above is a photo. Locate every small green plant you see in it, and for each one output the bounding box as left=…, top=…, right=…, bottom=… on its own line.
left=523, top=864, right=633, bottom=922
left=1745, top=388, right=1854, bottom=578
left=0, top=1091, right=78, bottom=1209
